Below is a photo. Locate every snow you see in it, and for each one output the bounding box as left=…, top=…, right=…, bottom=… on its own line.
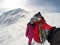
left=0, top=8, right=60, bottom=45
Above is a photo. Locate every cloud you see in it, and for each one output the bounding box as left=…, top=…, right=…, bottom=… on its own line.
left=0, top=0, right=60, bottom=13
left=0, top=0, right=27, bottom=9
left=0, top=0, right=27, bottom=13
left=26, top=0, right=60, bottom=13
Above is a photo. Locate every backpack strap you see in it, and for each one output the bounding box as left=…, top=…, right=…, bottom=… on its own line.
left=39, top=23, right=46, bottom=43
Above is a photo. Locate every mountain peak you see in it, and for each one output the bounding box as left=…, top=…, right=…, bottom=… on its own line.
left=2, top=8, right=26, bottom=16
left=0, top=8, right=27, bottom=26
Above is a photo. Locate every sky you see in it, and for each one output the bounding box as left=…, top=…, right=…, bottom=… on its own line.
left=0, top=0, right=27, bottom=13
left=0, top=0, right=26, bottom=8
left=0, top=0, right=60, bottom=13
left=26, top=0, right=60, bottom=13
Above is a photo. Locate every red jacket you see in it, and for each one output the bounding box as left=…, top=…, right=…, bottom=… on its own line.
left=42, top=23, right=52, bottom=31
left=41, top=17, right=52, bottom=30
left=34, top=22, right=40, bottom=43
left=34, top=17, right=52, bottom=43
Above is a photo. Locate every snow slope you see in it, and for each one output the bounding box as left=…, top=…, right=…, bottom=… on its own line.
left=0, top=8, right=36, bottom=45
left=0, top=8, right=60, bottom=45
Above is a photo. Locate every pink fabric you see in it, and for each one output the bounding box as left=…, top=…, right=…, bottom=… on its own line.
left=26, top=23, right=35, bottom=44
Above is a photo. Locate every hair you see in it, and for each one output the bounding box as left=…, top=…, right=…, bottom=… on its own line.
left=41, top=17, right=46, bottom=24
left=34, top=12, right=42, bottom=17
left=27, top=22, right=36, bottom=27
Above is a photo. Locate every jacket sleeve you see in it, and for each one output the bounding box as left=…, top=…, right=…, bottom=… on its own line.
left=45, top=23, right=52, bottom=30
left=26, top=25, right=29, bottom=37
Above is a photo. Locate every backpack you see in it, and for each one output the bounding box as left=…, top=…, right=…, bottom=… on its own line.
left=47, top=27, right=60, bottom=45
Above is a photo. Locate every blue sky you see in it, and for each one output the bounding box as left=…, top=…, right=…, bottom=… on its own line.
left=26, top=0, right=60, bottom=13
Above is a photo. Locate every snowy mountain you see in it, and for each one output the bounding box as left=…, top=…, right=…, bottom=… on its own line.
left=0, top=8, right=29, bottom=45
left=0, top=8, right=27, bottom=27
left=0, top=8, right=60, bottom=45
left=0, top=8, right=38, bottom=45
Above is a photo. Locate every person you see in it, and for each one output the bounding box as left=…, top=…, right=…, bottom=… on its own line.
left=26, top=18, right=36, bottom=45
left=33, top=12, right=53, bottom=44
left=50, top=28, right=60, bottom=45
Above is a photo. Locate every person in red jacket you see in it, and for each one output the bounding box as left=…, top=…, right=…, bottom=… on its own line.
left=33, top=12, right=52, bottom=43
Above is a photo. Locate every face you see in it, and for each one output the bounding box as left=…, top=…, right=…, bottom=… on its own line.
left=32, top=17, right=37, bottom=23
left=32, top=20, right=36, bottom=22
left=37, top=18, right=41, bottom=21
left=30, top=21, right=34, bottom=24
left=36, top=16, right=41, bottom=21
left=30, top=19, right=34, bottom=24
